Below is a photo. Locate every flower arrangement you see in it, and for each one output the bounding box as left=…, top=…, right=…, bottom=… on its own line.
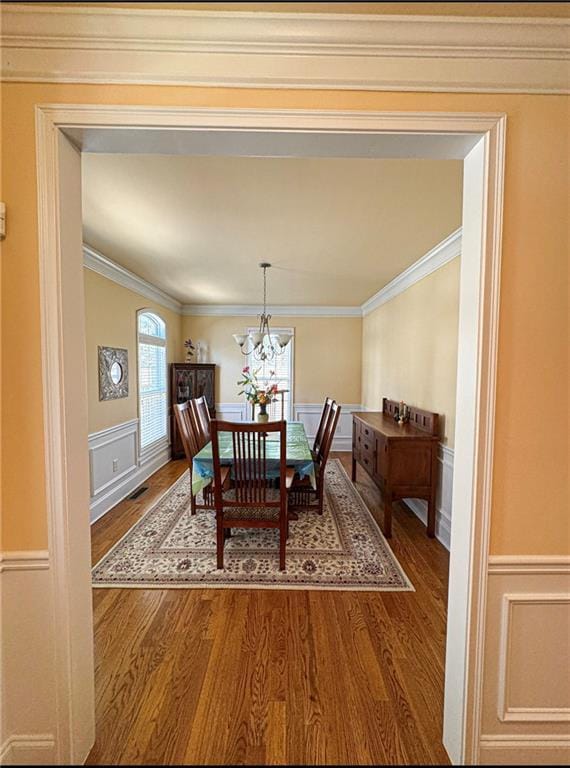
left=237, top=366, right=279, bottom=412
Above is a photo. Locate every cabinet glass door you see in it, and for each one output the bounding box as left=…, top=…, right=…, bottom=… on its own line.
left=175, top=369, right=194, bottom=403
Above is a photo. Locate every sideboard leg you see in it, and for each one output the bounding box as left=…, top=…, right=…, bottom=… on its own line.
left=427, top=495, right=436, bottom=538
left=384, top=493, right=393, bottom=538
left=351, top=456, right=357, bottom=482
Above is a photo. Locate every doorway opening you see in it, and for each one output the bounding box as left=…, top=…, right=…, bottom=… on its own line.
left=36, top=105, right=505, bottom=764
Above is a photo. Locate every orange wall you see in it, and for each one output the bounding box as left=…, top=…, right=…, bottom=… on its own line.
left=1, top=83, right=568, bottom=555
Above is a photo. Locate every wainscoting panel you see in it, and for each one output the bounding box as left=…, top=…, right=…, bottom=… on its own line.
left=88, top=419, right=170, bottom=523
left=294, top=403, right=362, bottom=452
left=88, top=418, right=138, bottom=498
left=404, top=444, right=453, bottom=550
left=216, top=403, right=248, bottom=422
left=214, top=402, right=360, bottom=452
left=0, top=553, right=58, bottom=765
left=480, top=557, right=570, bottom=765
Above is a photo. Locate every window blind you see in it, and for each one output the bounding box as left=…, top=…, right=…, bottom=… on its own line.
left=138, top=312, right=167, bottom=451
left=247, top=329, right=293, bottom=420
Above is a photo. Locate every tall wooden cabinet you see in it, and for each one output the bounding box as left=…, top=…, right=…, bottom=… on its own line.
left=170, top=363, right=216, bottom=459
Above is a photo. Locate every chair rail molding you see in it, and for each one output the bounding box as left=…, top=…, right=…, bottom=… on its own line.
left=1, top=5, right=568, bottom=94
left=0, top=550, right=50, bottom=572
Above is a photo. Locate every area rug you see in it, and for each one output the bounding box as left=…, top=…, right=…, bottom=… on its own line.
left=92, top=459, right=413, bottom=591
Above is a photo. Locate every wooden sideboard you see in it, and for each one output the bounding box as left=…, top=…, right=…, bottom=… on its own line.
left=170, top=363, right=216, bottom=459
left=351, top=398, right=439, bottom=538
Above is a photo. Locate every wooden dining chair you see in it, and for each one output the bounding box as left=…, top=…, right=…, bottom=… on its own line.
left=211, top=419, right=294, bottom=570
left=312, top=396, right=334, bottom=459
left=173, top=401, right=228, bottom=515
left=191, top=395, right=211, bottom=445
left=288, top=401, right=341, bottom=515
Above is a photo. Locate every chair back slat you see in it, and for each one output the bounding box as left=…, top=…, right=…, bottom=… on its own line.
left=313, top=397, right=334, bottom=455
left=212, top=419, right=286, bottom=509
left=194, top=395, right=211, bottom=442
left=189, top=396, right=210, bottom=449
left=317, top=401, right=341, bottom=470
left=173, top=401, right=200, bottom=466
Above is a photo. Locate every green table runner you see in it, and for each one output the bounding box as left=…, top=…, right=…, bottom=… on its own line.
left=192, top=421, right=316, bottom=496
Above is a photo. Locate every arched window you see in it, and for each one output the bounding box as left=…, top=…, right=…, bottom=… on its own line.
left=137, top=311, right=167, bottom=451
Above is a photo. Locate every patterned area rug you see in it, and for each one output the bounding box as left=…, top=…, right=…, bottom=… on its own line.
left=92, top=459, right=413, bottom=591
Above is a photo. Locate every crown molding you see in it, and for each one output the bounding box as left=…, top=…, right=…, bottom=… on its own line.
left=362, top=228, right=462, bottom=316
left=83, top=244, right=182, bottom=314
left=83, top=229, right=461, bottom=320
left=1, top=5, right=568, bottom=94
left=182, top=304, right=362, bottom=317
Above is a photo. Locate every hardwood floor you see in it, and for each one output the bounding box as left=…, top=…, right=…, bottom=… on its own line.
left=87, top=453, right=450, bottom=765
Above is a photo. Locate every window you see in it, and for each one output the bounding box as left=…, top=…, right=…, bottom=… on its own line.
left=247, top=327, right=294, bottom=420
left=137, top=311, right=167, bottom=451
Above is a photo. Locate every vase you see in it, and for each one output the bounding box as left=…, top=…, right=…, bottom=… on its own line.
left=257, top=403, right=269, bottom=423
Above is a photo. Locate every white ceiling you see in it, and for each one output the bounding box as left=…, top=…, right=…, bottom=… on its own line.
left=82, top=154, right=462, bottom=306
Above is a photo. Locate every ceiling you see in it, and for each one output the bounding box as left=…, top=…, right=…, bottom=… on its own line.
left=82, top=154, right=463, bottom=307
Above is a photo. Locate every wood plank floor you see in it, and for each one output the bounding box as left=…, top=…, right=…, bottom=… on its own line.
left=87, top=453, right=450, bottom=765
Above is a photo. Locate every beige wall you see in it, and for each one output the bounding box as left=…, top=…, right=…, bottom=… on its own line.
left=1, top=84, right=568, bottom=556
left=84, top=267, right=361, bottom=433
left=182, top=315, right=362, bottom=405
left=84, top=269, right=183, bottom=434
left=362, top=258, right=460, bottom=447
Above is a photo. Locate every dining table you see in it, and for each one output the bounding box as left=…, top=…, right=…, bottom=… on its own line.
left=191, top=420, right=316, bottom=497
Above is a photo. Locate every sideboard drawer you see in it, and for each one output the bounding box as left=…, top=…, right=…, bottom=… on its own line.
left=376, top=434, right=388, bottom=478
left=360, top=448, right=374, bottom=474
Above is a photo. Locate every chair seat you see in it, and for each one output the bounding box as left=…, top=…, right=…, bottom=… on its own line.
left=223, top=506, right=281, bottom=522
left=222, top=487, right=282, bottom=522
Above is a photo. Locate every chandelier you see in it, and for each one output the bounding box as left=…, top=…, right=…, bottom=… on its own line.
left=233, top=262, right=292, bottom=362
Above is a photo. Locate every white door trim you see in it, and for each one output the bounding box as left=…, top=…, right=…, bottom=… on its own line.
left=35, top=105, right=505, bottom=765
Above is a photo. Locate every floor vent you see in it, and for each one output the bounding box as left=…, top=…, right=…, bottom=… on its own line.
left=128, top=485, right=148, bottom=500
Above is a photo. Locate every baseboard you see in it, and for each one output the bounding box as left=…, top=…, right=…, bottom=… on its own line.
left=403, top=443, right=454, bottom=550
left=89, top=446, right=170, bottom=523
left=405, top=498, right=451, bottom=550
left=0, top=734, right=57, bottom=766
left=479, top=734, right=570, bottom=765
